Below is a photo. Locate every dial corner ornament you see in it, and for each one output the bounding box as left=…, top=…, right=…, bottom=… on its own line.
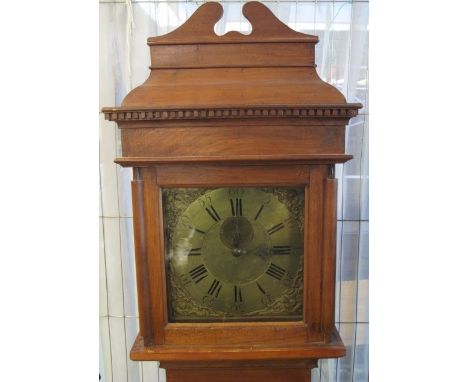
left=163, top=187, right=305, bottom=322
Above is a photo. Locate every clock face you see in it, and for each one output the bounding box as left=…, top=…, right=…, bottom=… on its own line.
left=163, top=187, right=304, bottom=322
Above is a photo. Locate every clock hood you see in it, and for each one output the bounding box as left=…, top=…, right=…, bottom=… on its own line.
left=102, top=1, right=361, bottom=122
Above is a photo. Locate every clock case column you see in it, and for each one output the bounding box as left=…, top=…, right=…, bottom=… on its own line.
left=102, top=1, right=361, bottom=381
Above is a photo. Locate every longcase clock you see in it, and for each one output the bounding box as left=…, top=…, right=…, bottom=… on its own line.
left=102, top=2, right=361, bottom=381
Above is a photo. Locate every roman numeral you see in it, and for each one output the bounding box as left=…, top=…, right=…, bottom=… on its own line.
left=266, top=263, right=286, bottom=281
left=189, top=264, right=208, bottom=283
left=188, top=248, right=202, bottom=256
left=254, top=204, right=264, bottom=220
left=207, top=279, right=222, bottom=297
left=272, top=246, right=291, bottom=255
left=234, top=285, right=243, bottom=303
left=256, top=281, right=267, bottom=295
left=230, top=198, right=243, bottom=216
left=205, top=205, right=221, bottom=222
left=267, top=222, right=285, bottom=235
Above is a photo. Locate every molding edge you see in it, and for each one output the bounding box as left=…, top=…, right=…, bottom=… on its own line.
left=114, top=154, right=353, bottom=167
left=102, top=105, right=362, bottom=122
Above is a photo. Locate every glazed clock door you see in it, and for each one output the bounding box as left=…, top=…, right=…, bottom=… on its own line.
left=162, top=187, right=305, bottom=322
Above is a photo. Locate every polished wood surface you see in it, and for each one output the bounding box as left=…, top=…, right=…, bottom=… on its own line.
left=131, top=173, right=153, bottom=345
left=137, top=165, right=326, bottom=346
left=147, top=1, right=318, bottom=45
left=102, top=1, right=361, bottom=380
left=119, top=124, right=346, bottom=158
left=131, top=327, right=345, bottom=361
left=102, top=1, right=360, bottom=111
left=154, top=165, right=310, bottom=187
left=149, top=43, right=315, bottom=69
left=165, top=368, right=311, bottom=382
left=322, top=177, right=339, bottom=336
left=161, top=359, right=316, bottom=382
left=115, top=154, right=353, bottom=167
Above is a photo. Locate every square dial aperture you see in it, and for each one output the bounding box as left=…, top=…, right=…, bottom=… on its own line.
left=162, top=187, right=305, bottom=322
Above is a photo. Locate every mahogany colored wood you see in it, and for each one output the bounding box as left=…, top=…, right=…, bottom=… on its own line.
left=102, top=1, right=361, bottom=380
left=165, top=367, right=310, bottom=382
left=137, top=165, right=326, bottom=346
left=161, top=359, right=317, bottom=382
left=150, top=42, right=315, bottom=69
left=146, top=1, right=318, bottom=45
left=115, top=154, right=353, bottom=167
left=142, top=169, right=167, bottom=345
left=119, top=124, right=346, bottom=158
left=305, top=166, right=326, bottom=337
left=131, top=173, right=153, bottom=345
left=131, top=327, right=345, bottom=362
left=322, top=177, right=339, bottom=337
left=154, top=164, right=310, bottom=187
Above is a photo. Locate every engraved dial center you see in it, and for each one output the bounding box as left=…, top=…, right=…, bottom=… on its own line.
left=202, top=218, right=271, bottom=285
left=220, top=216, right=254, bottom=257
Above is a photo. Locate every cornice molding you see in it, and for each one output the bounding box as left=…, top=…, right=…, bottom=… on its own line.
left=114, top=154, right=353, bottom=167
left=102, top=105, right=361, bottom=122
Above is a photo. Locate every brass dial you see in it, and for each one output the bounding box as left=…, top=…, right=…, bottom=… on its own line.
left=166, top=187, right=304, bottom=319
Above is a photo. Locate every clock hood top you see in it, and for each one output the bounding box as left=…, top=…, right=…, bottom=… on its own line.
left=102, top=1, right=361, bottom=122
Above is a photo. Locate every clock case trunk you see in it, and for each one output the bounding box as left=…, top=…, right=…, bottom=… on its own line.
left=102, top=1, right=361, bottom=380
